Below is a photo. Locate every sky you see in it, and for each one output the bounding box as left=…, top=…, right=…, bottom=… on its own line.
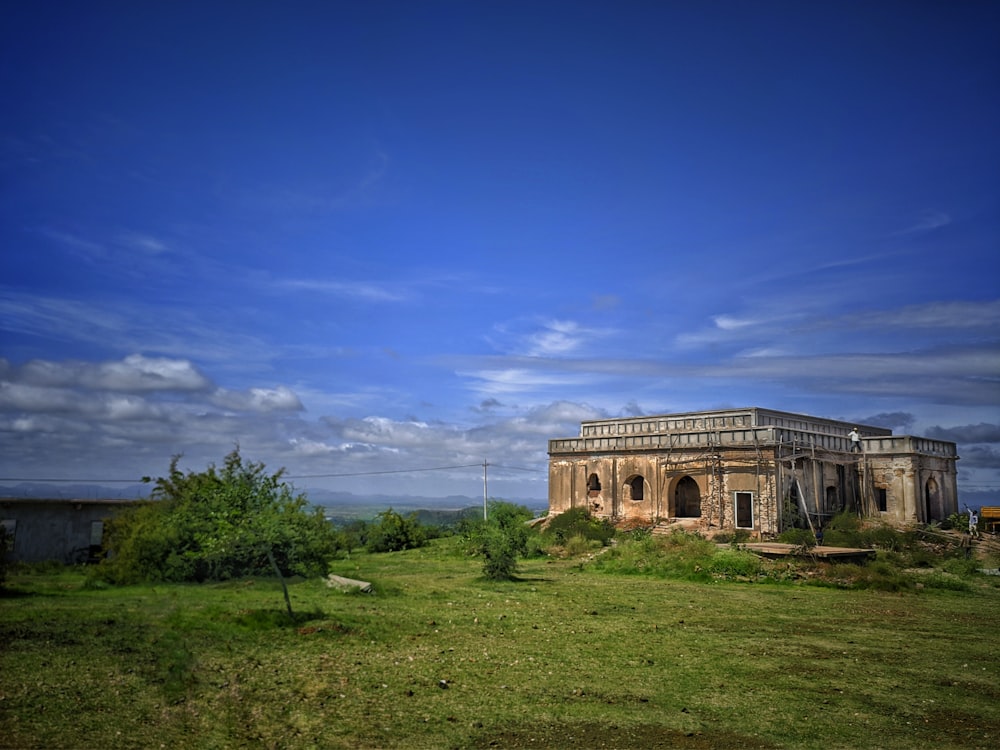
left=1, top=1, right=998, bottom=505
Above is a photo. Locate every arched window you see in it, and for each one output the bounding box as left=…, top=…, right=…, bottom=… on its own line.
left=587, top=473, right=602, bottom=494
left=675, top=476, right=701, bottom=517
left=628, top=475, right=644, bottom=502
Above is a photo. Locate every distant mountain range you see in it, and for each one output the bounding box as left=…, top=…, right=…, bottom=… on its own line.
left=0, top=482, right=548, bottom=517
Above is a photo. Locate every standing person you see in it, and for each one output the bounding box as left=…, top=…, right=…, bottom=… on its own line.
left=848, top=427, right=862, bottom=453
left=968, top=507, right=980, bottom=538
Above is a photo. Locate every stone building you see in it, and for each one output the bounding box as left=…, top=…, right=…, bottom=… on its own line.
left=548, top=407, right=958, bottom=535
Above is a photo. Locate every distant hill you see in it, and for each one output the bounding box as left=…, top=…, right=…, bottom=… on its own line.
left=0, top=483, right=548, bottom=518
left=306, top=488, right=547, bottom=519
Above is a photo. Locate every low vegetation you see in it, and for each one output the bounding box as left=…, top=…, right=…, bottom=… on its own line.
left=460, top=500, right=535, bottom=580
left=98, top=449, right=338, bottom=585
left=3, top=506, right=998, bottom=748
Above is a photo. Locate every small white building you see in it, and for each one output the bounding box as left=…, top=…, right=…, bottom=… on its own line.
left=548, top=407, right=959, bottom=535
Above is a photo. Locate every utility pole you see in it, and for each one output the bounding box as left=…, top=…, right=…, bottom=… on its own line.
left=483, top=459, right=489, bottom=520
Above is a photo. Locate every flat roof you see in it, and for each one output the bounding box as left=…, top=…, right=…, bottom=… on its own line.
left=579, top=406, right=885, bottom=431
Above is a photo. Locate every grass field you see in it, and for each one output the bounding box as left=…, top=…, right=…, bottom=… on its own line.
left=2, top=538, right=999, bottom=749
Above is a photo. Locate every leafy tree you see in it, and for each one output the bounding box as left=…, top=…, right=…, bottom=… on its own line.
left=366, top=508, right=427, bottom=553
left=98, top=450, right=339, bottom=609
left=465, top=501, right=534, bottom=581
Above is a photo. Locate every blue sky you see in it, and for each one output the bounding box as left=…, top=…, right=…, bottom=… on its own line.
left=1, top=1, right=998, bottom=503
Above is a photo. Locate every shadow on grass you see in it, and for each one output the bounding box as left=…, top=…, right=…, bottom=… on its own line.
left=473, top=575, right=556, bottom=585
left=0, top=587, right=36, bottom=599
left=228, top=607, right=333, bottom=629
left=467, top=721, right=779, bottom=749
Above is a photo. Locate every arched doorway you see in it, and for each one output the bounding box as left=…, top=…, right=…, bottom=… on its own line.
left=675, top=476, right=701, bottom=517
left=925, top=477, right=941, bottom=522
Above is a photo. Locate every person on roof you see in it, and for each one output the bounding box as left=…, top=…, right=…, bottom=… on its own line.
left=848, top=427, right=862, bottom=452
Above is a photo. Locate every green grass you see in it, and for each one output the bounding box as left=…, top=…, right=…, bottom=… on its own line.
left=2, top=538, right=999, bottom=749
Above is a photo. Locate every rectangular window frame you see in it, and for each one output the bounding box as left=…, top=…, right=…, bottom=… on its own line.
left=734, top=491, right=754, bottom=529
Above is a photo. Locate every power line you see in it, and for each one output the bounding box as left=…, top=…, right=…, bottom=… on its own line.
left=0, top=460, right=547, bottom=485
left=0, top=477, right=145, bottom=484
left=490, top=463, right=543, bottom=473
left=286, top=463, right=483, bottom=480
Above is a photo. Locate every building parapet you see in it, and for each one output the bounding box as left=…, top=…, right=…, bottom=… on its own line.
left=861, top=435, right=957, bottom=458
left=576, top=407, right=892, bottom=440
left=549, top=426, right=957, bottom=459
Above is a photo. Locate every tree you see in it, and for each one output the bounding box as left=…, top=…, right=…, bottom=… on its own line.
left=465, top=501, right=534, bottom=581
left=98, top=450, right=339, bottom=607
left=366, top=508, right=427, bottom=553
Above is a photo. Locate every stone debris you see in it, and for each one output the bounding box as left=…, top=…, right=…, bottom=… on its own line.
left=325, top=574, right=373, bottom=593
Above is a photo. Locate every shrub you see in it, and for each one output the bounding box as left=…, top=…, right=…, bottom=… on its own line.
left=563, top=534, right=600, bottom=557
left=464, top=501, right=534, bottom=581
left=777, top=528, right=815, bottom=547
left=714, top=529, right=752, bottom=545
left=544, top=508, right=615, bottom=547
left=813, top=561, right=913, bottom=592
left=366, top=509, right=427, bottom=553
left=708, top=549, right=764, bottom=579
left=97, top=449, right=339, bottom=585
left=591, top=530, right=716, bottom=582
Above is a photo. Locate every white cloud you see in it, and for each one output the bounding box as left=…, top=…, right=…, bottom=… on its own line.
left=118, top=231, right=170, bottom=255
left=212, top=386, right=304, bottom=413
left=87, top=355, right=210, bottom=392
left=845, top=299, right=1000, bottom=330
left=489, top=318, right=617, bottom=358
left=103, top=395, right=163, bottom=420
left=712, top=314, right=758, bottom=331
left=277, top=278, right=407, bottom=302
left=289, top=438, right=342, bottom=456
left=459, top=367, right=596, bottom=397
left=0, top=381, right=80, bottom=413
left=526, top=320, right=587, bottom=356
left=894, top=211, right=951, bottom=235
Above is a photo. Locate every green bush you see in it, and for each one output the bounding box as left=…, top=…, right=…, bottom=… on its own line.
left=544, top=508, right=615, bottom=547
left=97, top=449, right=340, bottom=585
left=777, top=528, right=815, bottom=547
left=922, top=573, right=972, bottom=592
left=714, top=529, right=752, bottom=545
left=463, top=501, right=534, bottom=580
left=813, top=561, right=913, bottom=592
left=366, top=508, right=427, bottom=553
left=591, top=530, right=717, bottom=582
left=708, top=549, right=764, bottom=579
left=563, top=534, right=601, bottom=557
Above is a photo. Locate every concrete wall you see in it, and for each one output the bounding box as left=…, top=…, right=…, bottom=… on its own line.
left=0, top=499, right=140, bottom=564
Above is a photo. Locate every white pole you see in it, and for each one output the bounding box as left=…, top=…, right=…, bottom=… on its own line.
left=483, top=459, right=489, bottom=520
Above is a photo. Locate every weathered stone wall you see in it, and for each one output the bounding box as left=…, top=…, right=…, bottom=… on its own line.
left=548, top=409, right=959, bottom=536
left=548, top=448, right=786, bottom=535
left=866, top=454, right=958, bottom=523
